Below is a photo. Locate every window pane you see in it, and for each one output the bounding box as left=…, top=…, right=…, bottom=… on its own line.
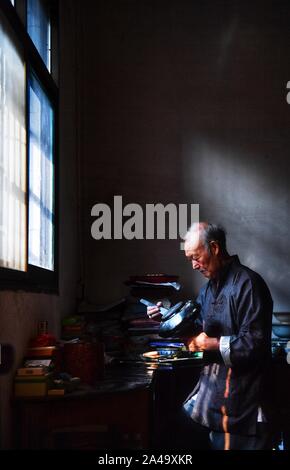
left=27, top=0, right=51, bottom=71
left=28, top=74, right=54, bottom=271
left=0, top=14, right=27, bottom=271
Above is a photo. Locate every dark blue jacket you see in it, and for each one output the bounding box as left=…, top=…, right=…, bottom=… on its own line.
left=183, top=256, right=273, bottom=435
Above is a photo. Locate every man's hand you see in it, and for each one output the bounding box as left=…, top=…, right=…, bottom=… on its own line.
left=185, top=332, right=220, bottom=352
left=147, top=301, right=163, bottom=322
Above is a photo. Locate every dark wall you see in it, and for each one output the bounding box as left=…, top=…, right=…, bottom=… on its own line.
left=77, top=0, right=290, bottom=309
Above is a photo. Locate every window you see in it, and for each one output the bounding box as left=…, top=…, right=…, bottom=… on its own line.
left=0, top=0, right=58, bottom=291
left=0, top=15, right=26, bottom=272
left=27, top=0, right=51, bottom=71
left=28, top=73, right=55, bottom=271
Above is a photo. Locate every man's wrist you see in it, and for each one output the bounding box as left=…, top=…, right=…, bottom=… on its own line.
left=207, top=337, right=220, bottom=350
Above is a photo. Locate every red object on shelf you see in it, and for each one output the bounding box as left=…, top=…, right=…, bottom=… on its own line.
left=29, top=334, right=56, bottom=347
left=129, top=274, right=179, bottom=283
left=63, top=341, right=104, bottom=385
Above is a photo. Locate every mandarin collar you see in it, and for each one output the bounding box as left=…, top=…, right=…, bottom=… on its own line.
left=210, top=255, right=240, bottom=294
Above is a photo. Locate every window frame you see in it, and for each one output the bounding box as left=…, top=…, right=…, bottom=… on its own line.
left=0, top=0, right=59, bottom=293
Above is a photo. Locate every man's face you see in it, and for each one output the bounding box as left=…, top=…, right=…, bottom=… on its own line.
left=184, top=233, right=220, bottom=279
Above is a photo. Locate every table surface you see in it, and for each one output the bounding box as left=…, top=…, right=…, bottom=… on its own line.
left=13, top=356, right=204, bottom=402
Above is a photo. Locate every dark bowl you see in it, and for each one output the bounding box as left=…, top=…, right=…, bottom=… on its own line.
left=272, top=323, right=290, bottom=339
left=273, top=312, right=290, bottom=324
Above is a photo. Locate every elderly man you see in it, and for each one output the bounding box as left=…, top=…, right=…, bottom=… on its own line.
left=148, top=222, right=273, bottom=450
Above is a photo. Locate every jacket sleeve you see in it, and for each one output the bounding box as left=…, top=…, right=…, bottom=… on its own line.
left=226, top=275, right=273, bottom=368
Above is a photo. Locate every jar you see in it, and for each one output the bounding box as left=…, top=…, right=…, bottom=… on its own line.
left=63, top=341, right=104, bottom=385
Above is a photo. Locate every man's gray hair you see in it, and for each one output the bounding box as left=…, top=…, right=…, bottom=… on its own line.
left=185, top=222, right=227, bottom=254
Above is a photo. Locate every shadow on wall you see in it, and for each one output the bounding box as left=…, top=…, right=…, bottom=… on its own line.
left=0, top=344, right=15, bottom=375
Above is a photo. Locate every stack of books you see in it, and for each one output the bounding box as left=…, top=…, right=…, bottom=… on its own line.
left=118, top=274, right=182, bottom=359
left=14, top=367, right=53, bottom=397
left=14, top=346, right=56, bottom=397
